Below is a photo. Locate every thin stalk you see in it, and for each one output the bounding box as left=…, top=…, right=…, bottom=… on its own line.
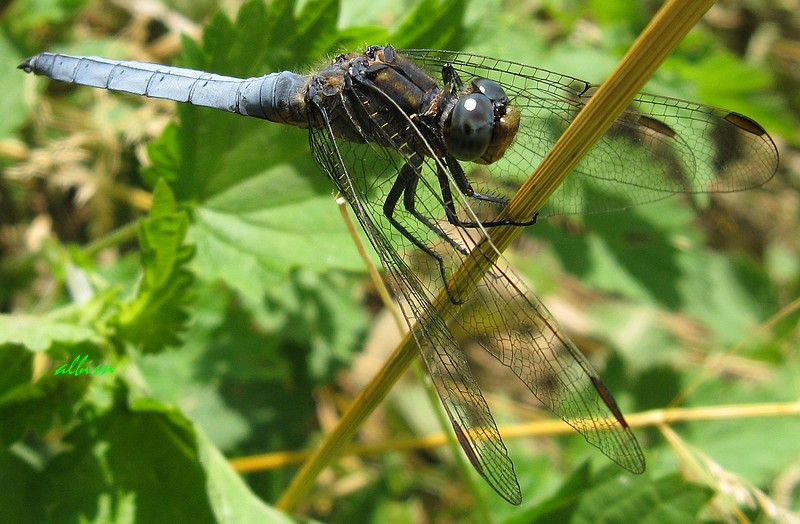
left=337, top=196, right=493, bottom=520
left=335, top=197, right=403, bottom=329
left=235, top=400, right=800, bottom=471
left=83, top=221, right=141, bottom=258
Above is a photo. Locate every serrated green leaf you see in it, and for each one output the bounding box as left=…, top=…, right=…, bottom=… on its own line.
left=141, top=123, right=182, bottom=187
left=188, top=166, right=367, bottom=310
left=115, top=180, right=195, bottom=353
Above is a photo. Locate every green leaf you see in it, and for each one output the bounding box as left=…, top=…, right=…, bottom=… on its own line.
left=685, top=359, right=800, bottom=485
left=0, top=344, right=95, bottom=445
left=196, top=426, right=307, bottom=523
left=0, top=314, right=101, bottom=352
left=27, top=387, right=306, bottom=523
left=512, top=465, right=713, bottom=524
left=678, top=251, right=776, bottom=346
left=390, top=0, right=471, bottom=49
left=114, top=180, right=195, bottom=353
left=134, top=273, right=368, bottom=463
left=141, top=0, right=370, bottom=319
left=0, top=34, right=28, bottom=139
left=536, top=197, right=694, bottom=308
left=0, top=447, right=45, bottom=524
left=262, top=269, right=371, bottom=380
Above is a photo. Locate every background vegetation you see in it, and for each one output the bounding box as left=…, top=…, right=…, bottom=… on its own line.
left=1, top=0, right=798, bottom=522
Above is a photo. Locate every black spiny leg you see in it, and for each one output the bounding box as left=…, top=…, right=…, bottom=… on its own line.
left=383, top=158, right=466, bottom=305
left=437, top=156, right=538, bottom=228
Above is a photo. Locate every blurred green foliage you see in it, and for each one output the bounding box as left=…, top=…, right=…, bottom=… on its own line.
left=0, top=0, right=798, bottom=522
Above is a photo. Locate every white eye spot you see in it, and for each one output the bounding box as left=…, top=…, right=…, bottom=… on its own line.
left=463, top=97, right=478, bottom=112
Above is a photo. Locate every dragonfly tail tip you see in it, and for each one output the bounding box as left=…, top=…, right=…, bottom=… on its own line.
left=18, top=57, right=35, bottom=73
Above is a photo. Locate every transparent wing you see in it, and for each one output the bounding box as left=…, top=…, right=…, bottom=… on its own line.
left=400, top=49, right=779, bottom=217
left=305, top=71, right=644, bottom=503
left=307, top=108, right=524, bottom=504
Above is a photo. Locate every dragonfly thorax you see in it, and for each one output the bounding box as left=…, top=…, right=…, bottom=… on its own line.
left=306, top=46, right=520, bottom=166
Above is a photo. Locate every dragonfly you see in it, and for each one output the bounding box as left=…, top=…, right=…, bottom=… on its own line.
left=19, top=45, right=778, bottom=504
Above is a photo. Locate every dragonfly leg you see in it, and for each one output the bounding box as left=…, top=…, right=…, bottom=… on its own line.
left=383, top=161, right=466, bottom=305
left=470, top=191, right=538, bottom=227
left=389, top=157, right=470, bottom=254
left=441, top=64, right=465, bottom=94
left=438, top=157, right=538, bottom=228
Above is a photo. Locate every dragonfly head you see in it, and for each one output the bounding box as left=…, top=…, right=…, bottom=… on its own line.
left=443, top=78, right=520, bottom=164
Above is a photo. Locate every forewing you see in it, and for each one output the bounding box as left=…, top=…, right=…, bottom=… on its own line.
left=400, top=49, right=779, bottom=217
left=306, top=97, right=524, bottom=503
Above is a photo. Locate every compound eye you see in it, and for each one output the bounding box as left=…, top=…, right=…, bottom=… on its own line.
left=445, top=93, right=494, bottom=161
left=471, top=78, right=507, bottom=102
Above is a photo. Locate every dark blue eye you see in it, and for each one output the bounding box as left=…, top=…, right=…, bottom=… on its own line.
left=471, top=78, right=506, bottom=102
left=445, top=93, right=494, bottom=161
